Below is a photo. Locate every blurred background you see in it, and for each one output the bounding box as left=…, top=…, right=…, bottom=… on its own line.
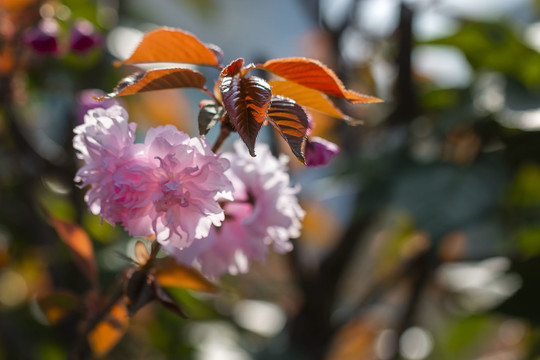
left=3, top=0, right=540, bottom=359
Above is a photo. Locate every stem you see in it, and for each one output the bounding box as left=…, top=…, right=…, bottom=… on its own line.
left=212, top=123, right=232, bottom=153
left=388, top=252, right=431, bottom=360
left=69, top=287, right=124, bottom=360
left=202, top=86, right=218, bottom=102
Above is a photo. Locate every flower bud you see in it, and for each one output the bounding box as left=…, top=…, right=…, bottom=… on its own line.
left=70, top=20, right=100, bottom=54
left=23, top=19, right=59, bottom=54
left=305, top=136, right=340, bottom=167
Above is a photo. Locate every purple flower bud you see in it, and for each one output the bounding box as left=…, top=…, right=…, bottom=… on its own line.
left=305, top=136, right=340, bottom=167
left=23, top=19, right=59, bottom=54
left=70, top=20, right=101, bottom=54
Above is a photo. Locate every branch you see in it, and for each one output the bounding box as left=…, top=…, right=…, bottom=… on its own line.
left=68, top=287, right=124, bottom=360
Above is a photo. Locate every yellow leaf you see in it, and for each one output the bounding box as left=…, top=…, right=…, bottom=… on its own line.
left=269, top=80, right=352, bottom=122
left=87, top=301, right=129, bottom=358
left=262, top=58, right=382, bottom=104
left=154, top=258, right=217, bottom=293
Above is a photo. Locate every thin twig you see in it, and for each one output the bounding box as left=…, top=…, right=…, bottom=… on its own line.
left=212, top=122, right=232, bottom=153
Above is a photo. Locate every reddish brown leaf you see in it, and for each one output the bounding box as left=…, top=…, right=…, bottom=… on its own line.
left=87, top=301, right=129, bottom=358
left=153, top=283, right=187, bottom=318
left=261, top=57, right=382, bottom=104
left=221, top=58, right=244, bottom=77
left=268, top=96, right=309, bottom=163
left=220, top=76, right=272, bottom=156
left=49, top=217, right=97, bottom=285
left=116, top=27, right=221, bottom=67
left=100, top=68, right=206, bottom=100
left=125, top=270, right=155, bottom=316
left=269, top=80, right=361, bottom=124
left=154, top=258, right=217, bottom=293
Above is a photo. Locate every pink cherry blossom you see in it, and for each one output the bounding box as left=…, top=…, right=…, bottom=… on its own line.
left=136, top=125, right=233, bottom=250
left=73, top=105, right=144, bottom=223
left=304, top=136, right=340, bottom=167
left=175, top=141, right=305, bottom=278
left=74, top=106, right=233, bottom=251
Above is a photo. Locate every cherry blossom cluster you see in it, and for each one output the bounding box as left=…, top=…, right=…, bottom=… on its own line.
left=73, top=105, right=304, bottom=277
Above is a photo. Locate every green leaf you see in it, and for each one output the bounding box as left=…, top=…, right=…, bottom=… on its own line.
left=267, top=96, right=309, bottom=163
left=198, top=100, right=225, bottom=136
left=220, top=75, right=272, bottom=156
left=426, top=22, right=540, bottom=87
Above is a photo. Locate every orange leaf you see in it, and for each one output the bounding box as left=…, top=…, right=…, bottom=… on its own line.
left=36, top=291, right=79, bottom=325
left=261, top=58, right=382, bottom=104
left=100, top=68, right=206, bottom=99
left=269, top=80, right=361, bottom=124
left=49, top=217, right=97, bottom=285
left=116, top=27, right=221, bottom=67
left=87, top=301, right=129, bottom=358
left=154, top=258, right=216, bottom=293
left=0, top=0, right=38, bottom=12
left=267, top=96, right=309, bottom=163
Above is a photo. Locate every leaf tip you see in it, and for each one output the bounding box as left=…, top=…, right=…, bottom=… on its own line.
left=92, top=94, right=109, bottom=101
left=248, top=146, right=256, bottom=157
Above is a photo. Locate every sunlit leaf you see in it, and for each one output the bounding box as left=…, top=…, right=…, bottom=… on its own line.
left=221, top=58, right=244, bottom=77
left=35, top=291, right=79, bottom=325
left=261, top=57, right=382, bottom=104
left=220, top=76, right=272, bottom=156
left=49, top=217, right=97, bottom=285
left=87, top=301, right=129, bottom=358
left=0, top=46, right=15, bottom=75
left=116, top=27, right=221, bottom=67
left=267, top=96, right=309, bottom=163
left=154, top=258, right=217, bottom=293
left=198, top=100, right=225, bottom=136
left=269, top=80, right=361, bottom=124
left=100, top=68, right=206, bottom=100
